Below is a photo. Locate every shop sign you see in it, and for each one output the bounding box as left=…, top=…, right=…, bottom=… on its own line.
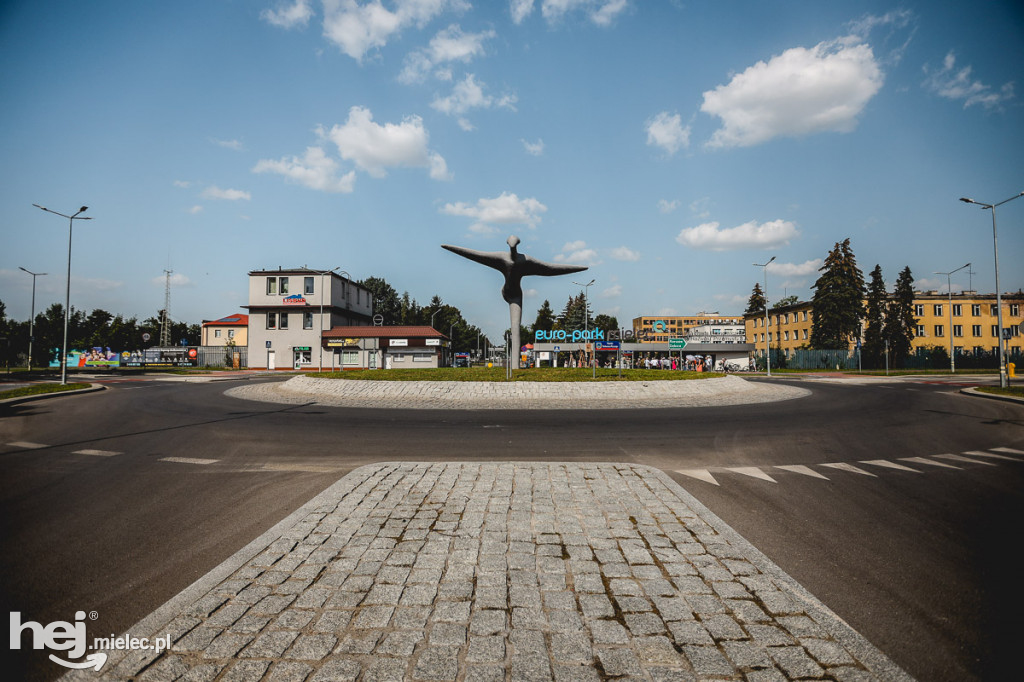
left=390, top=339, right=408, bottom=347
left=426, top=339, right=441, bottom=346
left=282, top=294, right=307, bottom=305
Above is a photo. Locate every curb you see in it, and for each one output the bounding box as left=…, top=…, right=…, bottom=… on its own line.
left=0, top=383, right=105, bottom=406
left=959, top=386, right=1024, bottom=405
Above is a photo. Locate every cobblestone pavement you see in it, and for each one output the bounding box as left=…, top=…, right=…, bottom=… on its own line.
left=72, top=463, right=911, bottom=681
left=226, top=376, right=810, bottom=410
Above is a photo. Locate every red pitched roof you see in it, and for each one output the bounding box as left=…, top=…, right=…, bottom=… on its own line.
left=203, top=314, right=249, bottom=327
left=322, top=325, right=446, bottom=339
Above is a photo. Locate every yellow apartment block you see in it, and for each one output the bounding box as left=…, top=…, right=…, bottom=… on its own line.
left=742, top=291, right=1024, bottom=357
left=631, top=314, right=746, bottom=343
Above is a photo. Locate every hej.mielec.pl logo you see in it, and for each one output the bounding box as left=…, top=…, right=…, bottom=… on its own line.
left=10, top=611, right=108, bottom=671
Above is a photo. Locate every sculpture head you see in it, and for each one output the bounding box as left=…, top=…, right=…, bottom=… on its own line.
left=507, top=235, right=521, bottom=249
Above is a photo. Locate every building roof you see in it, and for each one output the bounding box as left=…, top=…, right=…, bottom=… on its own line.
left=323, top=325, right=446, bottom=339
left=202, top=314, right=249, bottom=327
left=248, top=267, right=361, bottom=281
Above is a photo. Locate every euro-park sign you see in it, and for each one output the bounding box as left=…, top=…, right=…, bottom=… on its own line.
left=534, top=328, right=663, bottom=343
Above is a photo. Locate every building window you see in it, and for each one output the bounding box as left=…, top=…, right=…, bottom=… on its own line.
left=279, top=313, right=289, bottom=330
left=342, top=350, right=360, bottom=366
left=933, top=304, right=943, bottom=316
left=304, top=277, right=315, bottom=295
left=953, top=325, right=963, bottom=338
left=802, top=329, right=808, bottom=340
left=303, top=312, right=314, bottom=329
left=914, top=304, right=924, bottom=317
left=991, top=304, right=998, bottom=315
left=784, top=331, right=789, bottom=341
left=267, top=277, right=277, bottom=295
left=280, top=277, right=289, bottom=295
left=916, top=325, right=926, bottom=337
left=1012, top=304, right=1020, bottom=317
left=952, top=304, right=962, bottom=317
left=972, top=304, right=981, bottom=316
left=214, top=329, right=221, bottom=338
left=228, top=329, right=235, bottom=339
left=267, top=313, right=277, bottom=329
left=992, top=325, right=999, bottom=337
left=934, top=325, right=943, bottom=337
left=973, top=325, right=982, bottom=337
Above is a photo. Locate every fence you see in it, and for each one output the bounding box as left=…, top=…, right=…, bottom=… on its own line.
left=196, top=345, right=248, bottom=369
left=754, top=346, right=1023, bottom=371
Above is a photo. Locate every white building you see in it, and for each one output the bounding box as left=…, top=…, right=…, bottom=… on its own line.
left=245, top=268, right=372, bottom=370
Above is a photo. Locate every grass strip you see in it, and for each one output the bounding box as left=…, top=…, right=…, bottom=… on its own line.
left=0, top=382, right=92, bottom=400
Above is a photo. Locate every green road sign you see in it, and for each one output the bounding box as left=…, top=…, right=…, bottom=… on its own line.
left=669, top=338, right=687, bottom=350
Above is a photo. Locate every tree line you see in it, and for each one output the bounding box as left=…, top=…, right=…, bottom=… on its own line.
left=746, top=237, right=918, bottom=368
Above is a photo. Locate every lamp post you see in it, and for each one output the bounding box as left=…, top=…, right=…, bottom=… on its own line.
left=33, top=204, right=90, bottom=385
left=961, top=191, right=1024, bottom=388
left=934, top=262, right=970, bottom=373
left=18, top=267, right=47, bottom=371
left=318, top=267, right=343, bottom=372
left=573, top=278, right=595, bottom=372
left=753, top=257, right=776, bottom=376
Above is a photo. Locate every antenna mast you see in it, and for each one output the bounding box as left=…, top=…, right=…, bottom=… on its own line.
left=160, top=269, right=172, bottom=346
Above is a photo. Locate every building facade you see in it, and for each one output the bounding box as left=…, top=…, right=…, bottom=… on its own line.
left=632, top=314, right=746, bottom=343
left=201, top=314, right=249, bottom=347
left=245, top=268, right=373, bottom=370
left=742, top=291, right=1024, bottom=358
left=322, top=326, right=448, bottom=369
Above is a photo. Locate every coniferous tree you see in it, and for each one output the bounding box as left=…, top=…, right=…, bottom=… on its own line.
left=810, top=238, right=864, bottom=349
left=862, top=265, right=887, bottom=368
left=884, top=266, right=916, bottom=367
left=532, top=300, right=556, bottom=335
left=745, top=283, right=766, bottom=315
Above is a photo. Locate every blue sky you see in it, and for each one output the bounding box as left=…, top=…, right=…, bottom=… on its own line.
left=1, top=1, right=1022, bottom=341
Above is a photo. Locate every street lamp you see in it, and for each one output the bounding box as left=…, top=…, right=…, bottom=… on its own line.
left=33, top=204, right=91, bottom=385
left=933, top=262, right=970, bottom=373
left=18, top=267, right=47, bottom=371
left=318, top=267, right=344, bottom=372
left=961, top=191, right=1024, bottom=388
left=753, top=257, right=776, bottom=377
left=572, top=279, right=595, bottom=330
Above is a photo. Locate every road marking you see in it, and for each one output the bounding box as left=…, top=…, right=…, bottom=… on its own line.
left=260, top=463, right=344, bottom=473
left=727, top=467, right=777, bottom=483
left=775, top=465, right=830, bottom=480
left=820, top=462, right=877, bottom=477
left=963, top=450, right=1020, bottom=462
left=7, top=441, right=48, bottom=449
left=160, top=457, right=219, bottom=465
left=934, top=454, right=996, bottom=466
left=992, top=447, right=1024, bottom=456
left=900, top=457, right=960, bottom=469
left=73, top=449, right=121, bottom=457
left=676, top=469, right=719, bottom=486
left=860, top=459, right=921, bottom=473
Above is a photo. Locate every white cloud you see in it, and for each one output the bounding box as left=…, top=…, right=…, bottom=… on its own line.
left=431, top=74, right=517, bottom=130
left=441, top=191, right=547, bottom=234
left=657, top=199, right=679, bottom=214
left=540, top=0, right=628, bottom=26
left=399, top=24, right=494, bottom=83
left=675, top=219, right=799, bottom=251
left=253, top=146, right=357, bottom=193
left=609, top=246, right=640, bottom=261
left=917, top=277, right=963, bottom=294
left=321, top=0, right=469, bottom=62
left=689, top=197, right=711, bottom=218
left=522, top=138, right=545, bottom=156
left=201, top=186, right=251, bottom=201
left=212, top=138, right=244, bottom=151
left=601, top=284, right=622, bottom=298
left=554, top=240, right=600, bottom=265
left=188, top=205, right=203, bottom=214
left=767, top=259, right=822, bottom=277
left=261, top=0, right=314, bottom=28
left=645, top=111, right=690, bottom=155
left=173, top=180, right=191, bottom=188
left=923, top=50, right=1014, bottom=110
left=701, top=38, right=884, bottom=148
left=151, top=272, right=193, bottom=287
left=325, top=106, right=450, bottom=180
left=510, top=0, right=534, bottom=24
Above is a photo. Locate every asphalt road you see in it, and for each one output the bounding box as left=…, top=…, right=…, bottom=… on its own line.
left=2, top=374, right=1022, bottom=681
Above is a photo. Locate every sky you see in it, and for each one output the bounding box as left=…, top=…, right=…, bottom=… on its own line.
left=1, top=0, right=1022, bottom=342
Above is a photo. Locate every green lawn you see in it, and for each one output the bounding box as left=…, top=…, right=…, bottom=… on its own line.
left=976, top=385, right=1024, bottom=399
left=0, top=382, right=91, bottom=400
left=309, top=367, right=724, bottom=382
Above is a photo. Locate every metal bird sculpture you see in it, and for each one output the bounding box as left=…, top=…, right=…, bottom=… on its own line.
left=442, top=235, right=588, bottom=369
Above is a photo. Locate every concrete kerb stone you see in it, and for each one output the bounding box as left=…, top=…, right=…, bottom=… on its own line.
left=67, top=463, right=913, bottom=682
left=959, top=386, right=1024, bottom=405
left=0, top=383, right=105, bottom=406
left=226, top=374, right=811, bottom=410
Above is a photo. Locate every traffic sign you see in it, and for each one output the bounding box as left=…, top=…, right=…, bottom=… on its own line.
left=669, top=338, right=687, bottom=350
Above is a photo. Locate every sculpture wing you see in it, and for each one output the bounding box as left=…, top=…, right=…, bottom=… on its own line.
left=441, top=244, right=508, bottom=272
left=519, top=254, right=588, bottom=277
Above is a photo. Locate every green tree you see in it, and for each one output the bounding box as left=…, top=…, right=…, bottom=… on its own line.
left=862, top=265, right=887, bottom=368
left=358, top=276, right=400, bottom=323
left=775, top=295, right=799, bottom=308
left=745, top=283, right=765, bottom=315
left=592, top=313, right=619, bottom=335
left=810, top=238, right=864, bottom=349
left=531, top=300, right=556, bottom=336
left=884, top=266, right=916, bottom=367
left=557, top=294, right=590, bottom=331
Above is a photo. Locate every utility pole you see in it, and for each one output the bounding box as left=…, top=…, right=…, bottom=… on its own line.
left=160, top=269, right=172, bottom=347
